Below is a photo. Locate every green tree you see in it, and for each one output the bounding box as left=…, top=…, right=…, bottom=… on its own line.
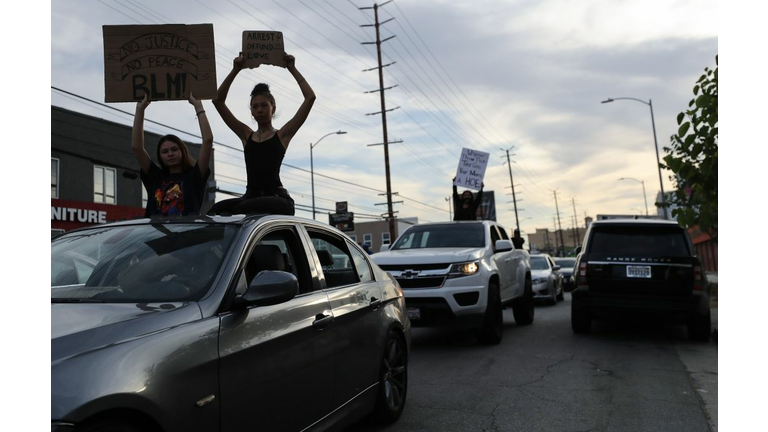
left=661, top=56, right=718, bottom=234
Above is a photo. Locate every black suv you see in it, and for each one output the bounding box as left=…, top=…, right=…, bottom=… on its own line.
left=571, top=219, right=711, bottom=341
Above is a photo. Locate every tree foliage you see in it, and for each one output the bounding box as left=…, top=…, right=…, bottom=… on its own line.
left=661, top=56, right=718, bottom=234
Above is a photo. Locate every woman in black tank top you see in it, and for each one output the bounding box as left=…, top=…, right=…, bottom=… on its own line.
left=209, top=52, right=316, bottom=216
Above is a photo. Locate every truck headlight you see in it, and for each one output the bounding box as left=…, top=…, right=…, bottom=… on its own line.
left=449, top=261, right=480, bottom=278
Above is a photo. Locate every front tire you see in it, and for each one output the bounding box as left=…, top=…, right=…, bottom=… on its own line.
left=373, top=331, right=408, bottom=424
left=475, top=281, right=503, bottom=344
left=512, top=277, right=535, bottom=325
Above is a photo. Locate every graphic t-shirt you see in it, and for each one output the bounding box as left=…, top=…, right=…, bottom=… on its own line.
left=140, top=162, right=210, bottom=217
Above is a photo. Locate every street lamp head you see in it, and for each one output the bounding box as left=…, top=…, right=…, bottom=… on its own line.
left=601, top=98, right=614, bottom=104
left=337, top=130, right=347, bottom=135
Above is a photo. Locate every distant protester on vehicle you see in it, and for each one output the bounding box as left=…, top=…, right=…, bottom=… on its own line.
left=512, top=229, right=525, bottom=249
left=131, top=92, right=212, bottom=217
left=208, top=52, right=316, bottom=216
left=452, top=177, right=484, bottom=221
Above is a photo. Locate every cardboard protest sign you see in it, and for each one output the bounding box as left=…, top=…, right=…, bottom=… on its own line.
left=242, top=31, right=285, bottom=68
left=454, top=148, right=490, bottom=190
left=103, top=24, right=217, bottom=102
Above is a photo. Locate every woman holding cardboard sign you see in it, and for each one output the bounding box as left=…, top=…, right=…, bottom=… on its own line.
left=131, top=92, right=212, bottom=217
left=452, top=177, right=485, bottom=221
left=208, top=52, right=315, bottom=216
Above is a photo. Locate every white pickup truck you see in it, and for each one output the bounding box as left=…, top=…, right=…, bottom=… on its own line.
left=372, top=221, right=533, bottom=344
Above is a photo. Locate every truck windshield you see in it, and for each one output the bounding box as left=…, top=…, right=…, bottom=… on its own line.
left=391, top=224, right=485, bottom=250
left=51, top=224, right=238, bottom=303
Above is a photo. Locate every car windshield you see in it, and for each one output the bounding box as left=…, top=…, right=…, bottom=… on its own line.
left=391, top=223, right=485, bottom=250
left=588, top=225, right=690, bottom=256
left=554, top=258, right=575, bottom=269
left=530, top=257, right=549, bottom=270
left=51, top=224, right=238, bottom=303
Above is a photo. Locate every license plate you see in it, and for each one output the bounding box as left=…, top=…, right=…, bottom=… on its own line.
left=626, top=266, right=652, bottom=278
left=407, top=307, right=421, bottom=320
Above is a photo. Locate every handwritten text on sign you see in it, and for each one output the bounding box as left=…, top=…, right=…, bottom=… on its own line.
left=454, top=148, right=490, bottom=190
left=103, top=24, right=217, bottom=102
left=242, top=31, right=285, bottom=68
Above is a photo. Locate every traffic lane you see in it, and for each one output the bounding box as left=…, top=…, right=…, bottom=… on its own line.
left=350, top=293, right=715, bottom=432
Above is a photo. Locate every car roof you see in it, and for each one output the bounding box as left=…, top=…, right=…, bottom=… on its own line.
left=590, top=219, right=681, bottom=226
left=54, top=214, right=342, bottom=235
left=405, top=220, right=497, bottom=227
left=530, top=254, right=551, bottom=258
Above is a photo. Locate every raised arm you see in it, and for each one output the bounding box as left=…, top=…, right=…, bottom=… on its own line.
left=277, top=54, right=316, bottom=148
left=474, top=183, right=485, bottom=205
left=452, top=177, right=460, bottom=200
left=131, top=94, right=153, bottom=174
left=189, top=92, right=213, bottom=175
left=212, top=54, right=252, bottom=145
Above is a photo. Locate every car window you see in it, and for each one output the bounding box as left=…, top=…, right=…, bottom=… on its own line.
left=51, top=224, right=238, bottom=302
left=498, top=226, right=510, bottom=240
left=307, top=230, right=360, bottom=289
left=347, top=241, right=373, bottom=283
left=588, top=225, right=690, bottom=256
left=391, top=224, right=484, bottom=250
left=238, top=227, right=311, bottom=296
left=530, top=257, right=549, bottom=270
left=490, top=226, right=500, bottom=246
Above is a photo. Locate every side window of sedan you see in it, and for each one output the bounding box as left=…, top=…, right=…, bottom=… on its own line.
left=347, top=241, right=373, bottom=283
left=237, top=228, right=312, bottom=296
left=307, top=230, right=360, bottom=289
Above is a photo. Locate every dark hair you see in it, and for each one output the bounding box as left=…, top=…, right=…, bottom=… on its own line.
left=461, top=190, right=474, bottom=199
left=156, top=134, right=194, bottom=172
left=250, top=83, right=276, bottom=116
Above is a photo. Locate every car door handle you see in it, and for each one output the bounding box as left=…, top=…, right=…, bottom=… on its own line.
left=312, top=313, right=334, bottom=329
left=370, top=297, right=382, bottom=310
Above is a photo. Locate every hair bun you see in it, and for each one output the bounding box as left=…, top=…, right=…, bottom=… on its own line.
left=251, top=83, right=271, bottom=96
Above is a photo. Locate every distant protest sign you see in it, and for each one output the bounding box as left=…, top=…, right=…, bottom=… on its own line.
left=454, top=148, right=490, bottom=190
left=103, top=24, right=217, bottom=102
left=242, top=31, right=285, bottom=68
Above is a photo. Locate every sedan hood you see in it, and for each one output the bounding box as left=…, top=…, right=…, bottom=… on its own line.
left=531, top=270, right=551, bottom=279
left=51, top=302, right=202, bottom=363
left=373, top=248, right=485, bottom=266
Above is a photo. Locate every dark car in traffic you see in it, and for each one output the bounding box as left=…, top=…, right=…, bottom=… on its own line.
left=51, top=215, right=410, bottom=432
left=571, top=219, right=711, bottom=341
left=554, top=257, right=576, bottom=292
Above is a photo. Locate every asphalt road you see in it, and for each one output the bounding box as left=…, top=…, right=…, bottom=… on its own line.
left=350, top=293, right=718, bottom=432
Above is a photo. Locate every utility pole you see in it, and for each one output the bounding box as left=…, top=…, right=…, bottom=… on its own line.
left=445, top=196, right=452, bottom=221
left=553, top=216, right=560, bottom=256
left=571, top=197, right=580, bottom=247
left=502, top=147, right=520, bottom=232
left=361, top=1, right=399, bottom=240
left=553, top=190, right=565, bottom=257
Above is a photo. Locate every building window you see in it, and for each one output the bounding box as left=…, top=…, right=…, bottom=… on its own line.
left=51, top=158, right=60, bottom=198
left=94, top=166, right=116, bottom=204
left=349, top=234, right=357, bottom=242
left=363, top=233, right=372, bottom=247
left=382, top=232, right=391, bottom=245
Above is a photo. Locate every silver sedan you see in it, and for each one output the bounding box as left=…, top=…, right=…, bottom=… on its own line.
left=52, top=215, right=410, bottom=432
left=530, top=254, right=564, bottom=305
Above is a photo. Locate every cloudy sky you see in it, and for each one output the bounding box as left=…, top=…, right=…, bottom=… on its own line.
left=50, top=0, right=718, bottom=239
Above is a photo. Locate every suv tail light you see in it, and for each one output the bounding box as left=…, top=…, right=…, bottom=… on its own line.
left=577, top=261, right=588, bottom=286
left=693, top=265, right=706, bottom=291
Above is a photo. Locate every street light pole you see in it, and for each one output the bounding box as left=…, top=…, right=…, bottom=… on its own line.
left=602, top=97, right=667, bottom=219
left=310, top=130, right=347, bottom=220
left=618, top=177, right=649, bottom=216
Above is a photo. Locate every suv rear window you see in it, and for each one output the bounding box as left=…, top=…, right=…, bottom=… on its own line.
left=588, top=225, right=690, bottom=256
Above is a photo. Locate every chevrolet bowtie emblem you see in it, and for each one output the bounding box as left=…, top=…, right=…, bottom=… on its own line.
left=401, top=270, right=420, bottom=279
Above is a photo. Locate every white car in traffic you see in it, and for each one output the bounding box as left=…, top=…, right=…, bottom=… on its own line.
left=373, top=221, right=533, bottom=344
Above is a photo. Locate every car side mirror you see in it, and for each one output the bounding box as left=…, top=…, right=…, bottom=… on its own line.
left=575, top=246, right=582, bottom=254
left=495, top=240, right=513, bottom=252
left=380, top=244, right=390, bottom=252
left=552, top=265, right=561, bottom=271
left=238, top=271, right=298, bottom=308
